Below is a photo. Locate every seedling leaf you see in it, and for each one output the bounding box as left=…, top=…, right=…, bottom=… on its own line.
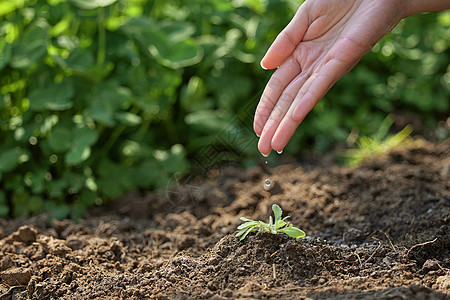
left=272, top=204, right=282, bottom=221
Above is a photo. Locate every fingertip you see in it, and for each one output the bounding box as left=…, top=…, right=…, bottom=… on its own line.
left=260, top=59, right=269, bottom=70
left=271, top=140, right=287, bottom=155
left=257, top=138, right=272, bottom=158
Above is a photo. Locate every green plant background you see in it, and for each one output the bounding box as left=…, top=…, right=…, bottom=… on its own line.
left=1, top=0, right=449, bottom=218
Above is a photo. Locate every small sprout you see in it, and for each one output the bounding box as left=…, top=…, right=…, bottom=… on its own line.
left=236, top=204, right=306, bottom=241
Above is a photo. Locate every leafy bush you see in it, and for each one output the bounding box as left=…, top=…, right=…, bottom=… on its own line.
left=0, top=0, right=448, bottom=218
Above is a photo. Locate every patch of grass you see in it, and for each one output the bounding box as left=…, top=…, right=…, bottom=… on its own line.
left=343, top=115, right=414, bottom=166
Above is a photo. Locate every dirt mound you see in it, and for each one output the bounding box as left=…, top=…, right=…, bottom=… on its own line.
left=0, top=140, right=449, bottom=299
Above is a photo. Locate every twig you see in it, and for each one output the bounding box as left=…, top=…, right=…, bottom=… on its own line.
left=406, top=238, right=438, bottom=257
left=355, top=251, right=362, bottom=266
left=381, top=230, right=397, bottom=252
left=363, top=243, right=381, bottom=264
left=0, top=285, right=26, bottom=299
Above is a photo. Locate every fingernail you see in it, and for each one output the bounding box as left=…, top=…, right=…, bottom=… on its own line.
left=256, top=133, right=260, bottom=138
left=260, top=60, right=268, bottom=70
left=261, top=152, right=269, bottom=157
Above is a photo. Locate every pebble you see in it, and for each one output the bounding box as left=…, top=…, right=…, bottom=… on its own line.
left=0, top=267, right=32, bottom=285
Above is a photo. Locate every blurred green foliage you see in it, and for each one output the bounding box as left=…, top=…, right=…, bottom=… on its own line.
left=0, top=0, right=448, bottom=218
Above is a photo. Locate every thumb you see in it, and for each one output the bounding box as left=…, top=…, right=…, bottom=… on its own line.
left=260, top=4, right=309, bottom=70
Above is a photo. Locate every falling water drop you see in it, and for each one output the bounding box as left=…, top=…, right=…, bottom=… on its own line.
left=264, top=178, right=271, bottom=191
left=265, top=160, right=268, bottom=165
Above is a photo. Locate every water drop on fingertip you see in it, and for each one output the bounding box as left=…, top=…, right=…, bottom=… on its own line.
left=277, top=149, right=283, bottom=155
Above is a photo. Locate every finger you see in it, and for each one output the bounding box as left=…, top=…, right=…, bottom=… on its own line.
left=270, top=57, right=348, bottom=151
left=260, top=4, right=309, bottom=70
left=292, top=57, right=352, bottom=122
left=257, top=71, right=310, bottom=156
left=254, top=57, right=301, bottom=136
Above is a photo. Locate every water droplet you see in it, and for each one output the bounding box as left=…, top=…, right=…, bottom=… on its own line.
left=277, top=150, right=283, bottom=154
left=264, top=178, right=272, bottom=191
left=265, top=160, right=268, bottom=165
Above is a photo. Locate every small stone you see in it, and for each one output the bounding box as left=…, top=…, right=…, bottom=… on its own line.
left=13, top=226, right=38, bottom=244
left=421, top=259, right=440, bottom=274
left=66, top=237, right=84, bottom=250
left=0, top=267, right=32, bottom=285
left=0, top=255, right=15, bottom=271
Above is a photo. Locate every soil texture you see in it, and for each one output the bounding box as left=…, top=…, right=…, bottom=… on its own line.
left=1, top=140, right=449, bottom=299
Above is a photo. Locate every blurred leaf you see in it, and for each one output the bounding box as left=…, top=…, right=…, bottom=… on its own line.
left=29, top=195, right=43, bottom=214
left=73, top=127, right=99, bottom=147
left=86, top=81, right=132, bottom=126
left=0, top=148, right=21, bottom=172
left=0, top=39, right=12, bottom=71
left=96, top=159, right=126, bottom=198
left=115, top=112, right=142, bottom=126
left=0, top=191, right=9, bottom=217
left=48, top=127, right=72, bottom=152
left=0, top=0, right=21, bottom=17
left=65, top=145, right=91, bottom=165
left=10, top=20, right=49, bottom=69
left=29, top=79, right=74, bottom=111
left=122, top=18, right=203, bottom=68
left=69, top=0, right=117, bottom=10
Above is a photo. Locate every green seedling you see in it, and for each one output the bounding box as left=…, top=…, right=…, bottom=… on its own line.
left=236, top=204, right=306, bottom=241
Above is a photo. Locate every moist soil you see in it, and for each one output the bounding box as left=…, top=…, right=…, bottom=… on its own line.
left=1, top=140, right=449, bottom=299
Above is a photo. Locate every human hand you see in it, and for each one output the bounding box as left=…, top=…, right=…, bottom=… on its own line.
left=254, top=0, right=404, bottom=156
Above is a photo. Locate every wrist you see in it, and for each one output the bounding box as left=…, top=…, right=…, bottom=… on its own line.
left=400, top=0, right=450, bottom=19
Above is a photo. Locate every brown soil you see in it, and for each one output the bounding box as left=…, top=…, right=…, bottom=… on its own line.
left=1, top=140, right=449, bottom=299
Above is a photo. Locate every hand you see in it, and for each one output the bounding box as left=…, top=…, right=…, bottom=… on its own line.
left=254, top=0, right=404, bottom=156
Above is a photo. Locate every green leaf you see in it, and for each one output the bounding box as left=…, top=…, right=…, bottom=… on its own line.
left=0, top=191, right=9, bottom=217
left=0, top=148, right=21, bottom=172
left=65, top=145, right=91, bottom=165
left=279, top=226, right=306, bottom=239
left=0, top=0, right=21, bottom=17
left=69, top=0, right=117, bottom=10
left=29, top=79, right=74, bottom=112
left=115, top=112, right=142, bottom=126
left=272, top=204, right=282, bottom=222
left=53, top=203, right=71, bottom=220
left=10, top=20, right=48, bottom=69
left=122, top=160, right=159, bottom=189
left=86, top=81, right=132, bottom=126
left=0, top=39, right=12, bottom=71
left=236, top=226, right=256, bottom=240
left=122, top=18, right=203, bottom=69
left=237, top=221, right=257, bottom=230
left=73, top=127, right=99, bottom=147
left=29, top=196, right=43, bottom=214
left=48, top=127, right=72, bottom=152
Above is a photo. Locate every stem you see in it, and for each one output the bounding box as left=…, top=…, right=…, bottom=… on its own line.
left=97, top=7, right=106, bottom=67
